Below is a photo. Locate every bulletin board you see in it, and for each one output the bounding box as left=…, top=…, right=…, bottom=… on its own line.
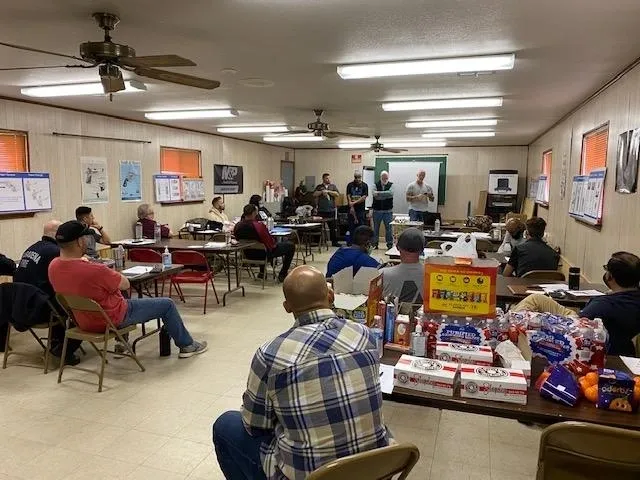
left=374, top=155, right=447, bottom=207
left=0, top=172, right=52, bottom=214
left=568, top=168, right=606, bottom=226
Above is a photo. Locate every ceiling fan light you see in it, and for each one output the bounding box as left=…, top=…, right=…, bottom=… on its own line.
left=263, top=135, right=324, bottom=142
left=20, top=80, right=147, bottom=97
left=145, top=109, right=238, bottom=120
left=338, top=54, right=515, bottom=79
left=382, top=97, right=503, bottom=112
left=406, top=119, right=498, bottom=128
left=218, top=125, right=289, bottom=133
left=421, top=131, right=496, bottom=138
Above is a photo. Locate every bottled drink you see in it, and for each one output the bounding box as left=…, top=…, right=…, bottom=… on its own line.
left=135, top=221, right=143, bottom=240
left=371, top=327, right=384, bottom=359
left=410, top=323, right=426, bottom=357
left=154, top=223, right=162, bottom=242
left=162, top=246, right=172, bottom=269
left=345, top=230, right=351, bottom=245
left=434, top=218, right=441, bottom=233
left=267, top=217, right=274, bottom=231
left=115, top=245, right=125, bottom=269
left=225, top=231, right=232, bottom=244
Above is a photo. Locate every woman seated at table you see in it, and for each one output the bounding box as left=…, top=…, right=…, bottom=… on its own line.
left=137, top=204, right=173, bottom=239
left=497, top=218, right=526, bottom=254
left=512, top=251, right=640, bottom=356
left=249, top=194, right=272, bottom=221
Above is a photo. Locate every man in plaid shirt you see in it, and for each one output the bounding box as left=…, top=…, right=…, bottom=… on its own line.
left=213, top=265, right=390, bottom=479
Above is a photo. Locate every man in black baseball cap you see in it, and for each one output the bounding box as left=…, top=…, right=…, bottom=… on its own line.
left=380, top=228, right=425, bottom=304
left=48, top=221, right=207, bottom=360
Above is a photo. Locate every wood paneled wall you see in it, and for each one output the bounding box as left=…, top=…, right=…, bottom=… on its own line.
left=294, top=146, right=529, bottom=220
left=528, top=64, right=640, bottom=282
left=0, top=98, right=292, bottom=259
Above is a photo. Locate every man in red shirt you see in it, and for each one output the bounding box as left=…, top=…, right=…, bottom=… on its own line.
left=48, top=221, right=206, bottom=358
left=234, top=204, right=294, bottom=282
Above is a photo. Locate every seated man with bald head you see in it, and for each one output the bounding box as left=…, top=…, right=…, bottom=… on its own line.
left=213, top=265, right=390, bottom=480
left=13, top=220, right=82, bottom=364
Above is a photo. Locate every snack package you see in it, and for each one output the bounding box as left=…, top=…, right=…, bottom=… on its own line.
left=496, top=340, right=532, bottom=386
left=460, top=365, right=528, bottom=405
left=539, top=365, right=581, bottom=407
left=394, top=355, right=458, bottom=397
left=597, top=369, right=637, bottom=413
left=436, top=342, right=493, bottom=366
left=437, top=321, right=485, bottom=345
left=394, top=314, right=411, bottom=347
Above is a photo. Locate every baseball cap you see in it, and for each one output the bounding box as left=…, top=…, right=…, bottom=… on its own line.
left=397, top=227, right=424, bottom=253
left=55, top=220, right=91, bottom=243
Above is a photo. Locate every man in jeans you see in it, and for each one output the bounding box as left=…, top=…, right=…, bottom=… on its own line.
left=405, top=169, right=434, bottom=222
left=48, top=221, right=206, bottom=358
left=314, top=173, right=341, bottom=247
left=371, top=170, right=394, bottom=250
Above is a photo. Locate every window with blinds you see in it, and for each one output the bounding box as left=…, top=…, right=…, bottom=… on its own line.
left=0, top=130, right=29, bottom=172
left=541, top=149, right=552, bottom=204
left=160, top=147, right=201, bottom=178
left=581, top=125, right=609, bottom=175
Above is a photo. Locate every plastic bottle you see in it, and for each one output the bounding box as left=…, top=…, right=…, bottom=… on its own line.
left=434, top=218, right=441, bottom=233
left=345, top=230, right=351, bottom=245
left=384, top=303, right=396, bottom=343
left=154, top=223, right=162, bottom=242
left=135, top=221, right=143, bottom=240
left=162, top=246, right=172, bottom=269
left=371, top=325, right=384, bottom=358
left=440, top=314, right=449, bottom=325
left=410, top=323, right=426, bottom=357
left=115, top=244, right=125, bottom=269
left=267, top=217, right=274, bottom=231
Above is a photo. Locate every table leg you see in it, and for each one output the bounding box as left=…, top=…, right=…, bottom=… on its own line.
left=222, top=250, right=245, bottom=306
left=131, top=278, right=163, bottom=354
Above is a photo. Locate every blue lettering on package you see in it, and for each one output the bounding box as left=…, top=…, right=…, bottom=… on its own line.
left=528, top=329, right=575, bottom=363
left=438, top=324, right=482, bottom=345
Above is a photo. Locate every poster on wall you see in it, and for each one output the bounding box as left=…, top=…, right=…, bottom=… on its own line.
left=119, top=160, right=142, bottom=202
left=0, top=172, right=53, bottom=213
left=351, top=154, right=362, bottom=164
left=214, top=164, right=243, bottom=194
left=527, top=178, right=539, bottom=198
left=568, top=168, right=606, bottom=225
left=535, top=175, right=549, bottom=205
left=616, top=128, right=639, bottom=194
left=80, top=156, right=109, bottom=203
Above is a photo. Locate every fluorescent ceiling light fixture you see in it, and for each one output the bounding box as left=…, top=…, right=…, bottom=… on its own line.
left=406, top=119, right=498, bottom=129
left=422, top=131, right=496, bottom=138
left=145, top=109, right=238, bottom=120
left=338, top=141, right=446, bottom=149
left=383, top=97, right=503, bottom=112
left=21, top=80, right=146, bottom=97
left=217, top=125, right=289, bottom=133
left=338, top=54, right=515, bottom=79
left=263, top=135, right=324, bottom=142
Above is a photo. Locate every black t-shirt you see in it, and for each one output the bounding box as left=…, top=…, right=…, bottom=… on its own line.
left=13, top=237, right=60, bottom=299
left=0, top=254, right=15, bottom=276
left=346, top=181, right=369, bottom=212
left=580, top=290, right=640, bottom=356
left=507, top=238, right=559, bottom=277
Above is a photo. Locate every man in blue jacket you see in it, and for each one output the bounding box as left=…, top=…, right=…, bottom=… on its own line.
left=326, top=226, right=380, bottom=278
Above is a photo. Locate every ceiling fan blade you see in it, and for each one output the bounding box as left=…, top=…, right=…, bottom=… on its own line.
left=119, top=55, right=196, bottom=68
left=0, top=64, right=88, bottom=71
left=326, top=131, right=371, bottom=139
left=133, top=66, right=220, bottom=89
left=276, top=130, right=313, bottom=135
left=0, top=41, right=88, bottom=63
left=381, top=147, right=407, bottom=154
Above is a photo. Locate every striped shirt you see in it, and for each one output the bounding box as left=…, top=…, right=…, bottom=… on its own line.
left=241, top=309, right=390, bottom=480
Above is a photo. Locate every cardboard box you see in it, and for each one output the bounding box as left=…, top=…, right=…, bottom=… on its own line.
left=460, top=365, right=528, bottom=405
left=394, top=355, right=458, bottom=397
left=332, top=266, right=381, bottom=324
left=436, top=342, right=493, bottom=366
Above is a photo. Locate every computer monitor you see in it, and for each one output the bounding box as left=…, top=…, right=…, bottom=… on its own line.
left=423, top=212, right=442, bottom=228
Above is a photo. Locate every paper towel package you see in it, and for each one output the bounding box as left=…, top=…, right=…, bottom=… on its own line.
left=436, top=342, right=493, bottom=366
left=460, top=365, right=528, bottom=405
left=394, top=355, right=458, bottom=397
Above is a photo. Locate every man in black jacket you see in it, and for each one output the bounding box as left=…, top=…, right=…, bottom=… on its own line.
left=371, top=170, right=394, bottom=250
left=0, top=251, right=15, bottom=352
left=13, top=220, right=81, bottom=364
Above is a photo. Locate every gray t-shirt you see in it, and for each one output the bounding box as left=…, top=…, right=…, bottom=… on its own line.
left=315, top=183, right=339, bottom=212
left=405, top=181, right=434, bottom=212
left=381, top=262, right=424, bottom=304
left=83, top=228, right=103, bottom=259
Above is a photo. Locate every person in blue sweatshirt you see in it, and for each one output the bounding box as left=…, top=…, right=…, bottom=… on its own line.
left=326, top=225, right=380, bottom=278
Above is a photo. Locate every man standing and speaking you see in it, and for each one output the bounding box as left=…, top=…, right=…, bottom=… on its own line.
left=405, top=169, right=434, bottom=222
left=346, top=171, right=368, bottom=245
left=314, top=173, right=341, bottom=247
left=371, top=170, right=394, bottom=250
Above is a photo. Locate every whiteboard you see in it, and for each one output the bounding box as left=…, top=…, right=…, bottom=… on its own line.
left=363, top=167, right=375, bottom=209
left=388, top=162, right=441, bottom=214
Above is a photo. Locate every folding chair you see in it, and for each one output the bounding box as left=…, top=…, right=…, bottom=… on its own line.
left=56, top=294, right=144, bottom=392
left=475, top=238, right=494, bottom=252
left=169, top=250, right=219, bottom=314
left=240, top=244, right=277, bottom=289
left=521, top=270, right=566, bottom=281
left=306, top=443, right=420, bottom=480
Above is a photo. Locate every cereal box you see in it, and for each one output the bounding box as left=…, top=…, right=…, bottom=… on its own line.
left=436, top=342, right=493, bottom=366
left=597, top=369, right=637, bottom=413
left=460, top=365, right=528, bottom=405
left=394, top=355, right=458, bottom=397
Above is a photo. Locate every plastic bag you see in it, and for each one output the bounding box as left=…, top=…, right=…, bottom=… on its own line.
left=440, top=234, right=478, bottom=258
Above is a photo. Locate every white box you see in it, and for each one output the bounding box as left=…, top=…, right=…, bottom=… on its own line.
left=501, top=359, right=531, bottom=386
left=436, top=342, right=493, bottom=366
left=460, top=365, right=528, bottom=405
left=394, top=355, right=458, bottom=397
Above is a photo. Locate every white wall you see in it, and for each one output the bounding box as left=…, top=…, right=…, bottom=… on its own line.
left=295, top=147, right=529, bottom=219
left=0, top=98, right=291, bottom=259
left=528, top=64, right=640, bottom=282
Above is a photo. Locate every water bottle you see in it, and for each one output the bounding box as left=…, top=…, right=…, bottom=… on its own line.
left=345, top=230, right=351, bottom=245
left=434, top=218, right=441, bottom=233
left=267, top=217, right=274, bottom=231
left=225, top=231, right=232, bottom=245
left=135, top=221, right=143, bottom=240
left=154, top=223, right=162, bottom=242
left=159, top=326, right=171, bottom=357
left=115, top=245, right=125, bottom=269
left=162, top=246, right=172, bottom=269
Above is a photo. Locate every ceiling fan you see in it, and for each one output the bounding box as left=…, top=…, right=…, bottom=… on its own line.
left=0, top=12, right=220, bottom=94
left=278, top=109, right=370, bottom=139
left=366, top=135, right=408, bottom=153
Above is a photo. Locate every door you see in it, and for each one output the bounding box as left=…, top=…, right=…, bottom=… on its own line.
left=281, top=160, right=295, bottom=196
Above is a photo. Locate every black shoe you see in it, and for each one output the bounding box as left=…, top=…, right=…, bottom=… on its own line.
left=52, top=352, right=81, bottom=366
left=256, top=272, right=266, bottom=280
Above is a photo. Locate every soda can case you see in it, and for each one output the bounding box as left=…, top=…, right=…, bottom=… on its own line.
left=460, top=365, right=528, bottom=405
left=394, top=355, right=458, bottom=397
